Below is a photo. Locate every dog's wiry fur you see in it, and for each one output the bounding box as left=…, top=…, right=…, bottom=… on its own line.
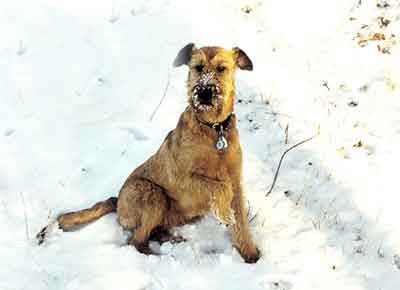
left=37, top=43, right=260, bottom=263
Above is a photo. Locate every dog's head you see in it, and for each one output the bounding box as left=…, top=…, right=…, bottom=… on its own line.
left=174, top=43, right=253, bottom=124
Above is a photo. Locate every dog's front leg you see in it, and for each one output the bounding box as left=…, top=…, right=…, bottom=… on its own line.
left=190, top=173, right=235, bottom=225
left=210, top=184, right=235, bottom=226
left=230, top=184, right=260, bottom=263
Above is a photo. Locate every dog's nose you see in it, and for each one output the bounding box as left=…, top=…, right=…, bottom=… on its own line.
left=197, top=85, right=214, bottom=103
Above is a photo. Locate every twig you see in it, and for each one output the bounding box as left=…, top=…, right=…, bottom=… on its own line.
left=246, top=200, right=251, bottom=220
left=249, top=210, right=259, bottom=224
left=1, top=199, right=7, bottom=210
left=20, top=192, right=30, bottom=240
left=149, top=69, right=171, bottom=121
left=350, top=0, right=362, bottom=13
left=109, top=0, right=119, bottom=23
left=17, top=40, right=26, bottom=56
left=264, top=111, right=292, bottom=119
left=247, top=200, right=260, bottom=224
left=266, top=126, right=320, bottom=197
left=284, top=124, right=289, bottom=144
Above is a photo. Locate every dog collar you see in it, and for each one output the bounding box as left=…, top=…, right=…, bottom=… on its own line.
left=213, top=124, right=228, bottom=151
left=199, top=114, right=233, bottom=151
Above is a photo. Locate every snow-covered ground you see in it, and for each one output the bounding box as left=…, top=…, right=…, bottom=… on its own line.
left=1, top=0, right=400, bottom=289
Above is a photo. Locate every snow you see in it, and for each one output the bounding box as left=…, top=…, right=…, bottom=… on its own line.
left=1, top=0, right=400, bottom=289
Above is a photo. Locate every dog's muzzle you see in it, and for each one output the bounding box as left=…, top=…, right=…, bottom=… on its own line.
left=192, top=72, right=222, bottom=110
left=194, top=85, right=218, bottom=104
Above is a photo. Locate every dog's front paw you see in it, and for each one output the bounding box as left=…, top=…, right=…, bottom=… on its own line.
left=240, top=247, right=261, bottom=264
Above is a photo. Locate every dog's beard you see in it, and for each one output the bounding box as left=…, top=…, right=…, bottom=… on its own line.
left=191, top=85, right=223, bottom=112
left=192, top=95, right=223, bottom=112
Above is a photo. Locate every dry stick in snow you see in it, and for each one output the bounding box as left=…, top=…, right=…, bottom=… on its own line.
left=20, top=192, right=30, bottom=240
left=284, top=124, right=289, bottom=144
left=149, top=70, right=171, bottom=121
left=247, top=200, right=258, bottom=223
left=248, top=201, right=264, bottom=225
left=266, top=126, right=320, bottom=197
left=246, top=200, right=251, bottom=220
left=249, top=210, right=258, bottom=224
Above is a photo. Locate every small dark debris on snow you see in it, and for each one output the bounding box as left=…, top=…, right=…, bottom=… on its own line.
left=347, top=99, right=359, bottom=107
left=36, top=225, right=49, bottom=245
left=394, top=254, right=400, bottom=270
left=359, top=84, right=368, bottom=92
left=378, top=46, right=391, bottom=54
left=4, top=129, right=15, bottom=136
left=17, top=41, right=26, bottom=56
left=109, top=16, right=119, bottom=23
left=355, top=245, right=365, bottom=254
left=322, top=81, right=330, bottom=91
left=260, top=93, right=269, bottom=105
left=270, top=280, right=293, bottom=290
left=328, top=101, right=337, bottom=108
left=376, top=1, right=390, bottom=8
left=354, top=234, right=363, bottom=241
left=332, top=265, right=336, bottom=270
left=250, top=123, right=260, bottom=131
left=17, top=48, right=26, bottom=56
left=353, top=140, right=363, bottom=148
left=246, top=113, right=255, bottom=123
left=241, top=6, right=252, bottom=14
left=378, top=247, right=385, bottom=258
left=378, top=16, right=391, bottom=28
left=81, top=167, right=87, bottom=172
left=284, top=190, right=293, bottom=197
left=308, top=162, right=313, bottom=166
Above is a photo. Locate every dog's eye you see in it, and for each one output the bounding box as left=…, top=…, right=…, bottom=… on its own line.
left=194, top=65, right=204, bottom=73
left=217, top=66, right=226, bottom=73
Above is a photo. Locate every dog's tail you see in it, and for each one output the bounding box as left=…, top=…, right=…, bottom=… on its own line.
left=37, top=197, right=118, bottom=244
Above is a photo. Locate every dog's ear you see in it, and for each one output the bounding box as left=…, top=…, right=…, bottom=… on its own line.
left=173, top=43, right=195, bottom=67
left=233, top=47, right=253, bottom=71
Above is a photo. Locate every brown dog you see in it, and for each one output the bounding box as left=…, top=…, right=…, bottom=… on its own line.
left=37, top=43, right=260, bottom=263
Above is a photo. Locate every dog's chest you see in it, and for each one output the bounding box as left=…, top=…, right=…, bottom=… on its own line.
left=175, top=144, right=239, bottom=216
left=192, top=147, right=232, bottom=180
left=187, top=124, right=241, bottom=180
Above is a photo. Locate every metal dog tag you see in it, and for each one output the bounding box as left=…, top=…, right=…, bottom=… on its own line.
left=216, top=135, right=228, bottom=151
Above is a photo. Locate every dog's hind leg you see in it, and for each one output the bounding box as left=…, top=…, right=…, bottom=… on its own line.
left=117, top=178, right=168, bottom=254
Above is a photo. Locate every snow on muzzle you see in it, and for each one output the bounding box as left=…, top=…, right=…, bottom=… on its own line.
left=192, top=72, right=222, bottom=109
